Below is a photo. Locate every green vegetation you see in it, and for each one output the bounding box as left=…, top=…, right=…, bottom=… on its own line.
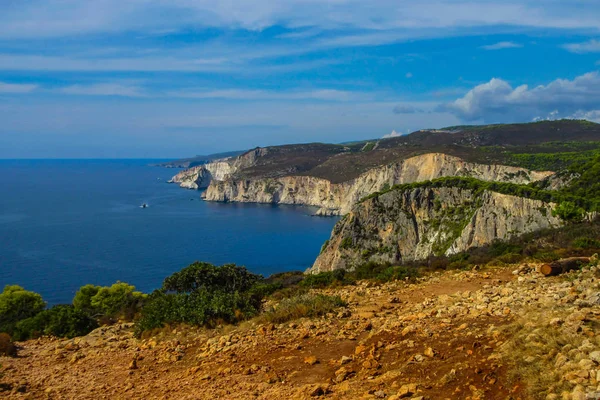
left=0, top=281, right=145, bottom=345
left=340, top=237, right=354, bottom=249
left=0, top=285, right=45, bottom=337
left=136, top=262, right=265, bottom=335
left=73, top=282, right=146, bottom=321
left=300, top=269, right=350, bottom=288
left=361, top=173, right=600, bottom=216
left=13, top=305, right=98, bottom=341
left=257, top=293, right=346, bottom=324
left=412, top=218, right=600, bottom=271
left=551, top=201, right=585, bottom=222
left=361, top=142, right=376, bottom=152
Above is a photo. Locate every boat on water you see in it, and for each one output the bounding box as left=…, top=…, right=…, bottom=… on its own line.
left=140, top=203, right=148, bottom=208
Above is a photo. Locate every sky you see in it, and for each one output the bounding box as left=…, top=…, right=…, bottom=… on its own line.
left=1, top=0, right=600, bottom=158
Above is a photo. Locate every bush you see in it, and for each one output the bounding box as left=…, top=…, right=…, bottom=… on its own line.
left=0, top=285, right=46, bottom=336
left=257, top=294, right=347, bottom=324
left=300, top=269, right=349, bottom=288
left=135, top=262, right=265, bottom=336
left=12, top=305, right=98, bottom=341
left=135, top=290, right=258, bottom=335
left=163, top=262, right=261, bottom=294
left=0, top=333, right=17, bottom=357
left=552, top=202, right=585, bottom=222
left=572, top=237, right=600, bottom=249
left=376, top=266, right=419, bottom=281
left=73, top=282, right=145, bottom=320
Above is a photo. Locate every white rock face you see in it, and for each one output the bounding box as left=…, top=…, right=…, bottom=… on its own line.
left=202, top=153, right=554, bottom=214
left=310, top=186, right=563, bottom=273
left=169, top=161, right=234, bottom=190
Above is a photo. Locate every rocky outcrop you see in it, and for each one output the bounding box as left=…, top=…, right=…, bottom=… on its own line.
left=202, top=153, right=554, bottom=215
left=310, top=186, right=562, bottom=273
left=169, top=161, right=234, bottom=190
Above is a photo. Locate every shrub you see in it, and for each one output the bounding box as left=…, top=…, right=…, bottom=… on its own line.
left=572, top=237, right=600, bottom=249
left=135, top=290, right=257, bottom=335
left=300, top=269, right=349, bottom=288
left=257, top=294, right=346, bottom=324
left=0, top=285, right=46, bottom=336
left=12, top=305, right=98, bottom=341
left=0, top=333, right=17, bottom=357
left=552, top=202, right=585, bottom=222
left=340, top=237, right=353, bottom=249
left=376, top=266, right=419, bottom=281
left=163, top=262, right=261, bottom=293
left=135, top=262, right=265, bottom=336
left=73, top=282, right=145, bottom=321
left=496, top=253, right=523, bottom=264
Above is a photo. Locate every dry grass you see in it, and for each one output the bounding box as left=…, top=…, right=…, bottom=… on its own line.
left=500, top=310, right=599, bottom=399
left=0, top=333, right=17, bottom=357
left=256, top=293, right=347, bottom=325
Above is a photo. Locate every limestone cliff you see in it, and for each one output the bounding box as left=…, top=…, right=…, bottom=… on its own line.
left=202, top=153, right=554, bottom=215
left=310, top=186, right=562, bottom=273
left=169, top=161, right=234, bottom=190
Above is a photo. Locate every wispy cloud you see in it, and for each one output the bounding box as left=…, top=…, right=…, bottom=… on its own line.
left=0, top=82, right=37, bottom=94
left=563, top=39, right=600, bottom=54
left=480, top=41, right=523, bottom=50
left=60, top=83, right=145, bottom=97
left=1, top=1, right=599, bottom=39
left=393, top=104, right=423, bottom=114
left=166, top=88, right=367, bottom=102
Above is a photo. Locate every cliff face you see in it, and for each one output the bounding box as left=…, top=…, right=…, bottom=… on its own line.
left=169, top=161, right=234, bottom=190
left=202, top=153, right=554, bottom=214
left=310, top=186, right=562, bottom=273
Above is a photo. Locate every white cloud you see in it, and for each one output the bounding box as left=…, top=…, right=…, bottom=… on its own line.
left=0, top=82, right=37, bottom=94
left=563, top=39, right=600, bottom=54
left=440, top=71, right=600, bottom=122
left=480, top=41, right=523, bottom=50
left=60, top=83, right=145, bottom=97
left=382, top=129, right=403, bottom=138
left=569, top=109, right=600, bottom=123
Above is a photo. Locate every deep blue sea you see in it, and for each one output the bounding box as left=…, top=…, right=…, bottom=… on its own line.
left=0, top=160, right=337, bottom=304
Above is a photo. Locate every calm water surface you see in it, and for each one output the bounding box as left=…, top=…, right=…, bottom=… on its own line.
left=0, top=160, right=337, bottom=304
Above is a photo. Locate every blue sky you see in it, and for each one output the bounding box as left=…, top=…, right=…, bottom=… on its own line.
left=1, top=1, right=600, bottom=158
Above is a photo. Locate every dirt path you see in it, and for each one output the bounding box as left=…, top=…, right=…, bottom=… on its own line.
left=0, top=267, right=531, bottom=399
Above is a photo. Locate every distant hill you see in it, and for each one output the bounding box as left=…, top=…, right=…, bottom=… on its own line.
left=228, top=119, right=600, bottom=183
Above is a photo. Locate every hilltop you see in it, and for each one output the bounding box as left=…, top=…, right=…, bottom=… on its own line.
left=170, top=120, right=600, bottom=184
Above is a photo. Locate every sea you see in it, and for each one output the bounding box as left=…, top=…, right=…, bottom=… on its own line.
left=0, top=159, right=338, bottom=305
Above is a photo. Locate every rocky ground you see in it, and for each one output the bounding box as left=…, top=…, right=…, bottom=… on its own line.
left=1, top=263, right=599, bottom=399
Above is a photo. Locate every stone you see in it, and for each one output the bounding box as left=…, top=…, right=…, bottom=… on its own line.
left=340, top=356, right=352, bottom=365
left=397, top=383, right=417, bottom=398
left=304, top=356, right=319, bottom=365
left=590, top=351, right=600, bottom=364
left=424, top=347, right=435, bottom=358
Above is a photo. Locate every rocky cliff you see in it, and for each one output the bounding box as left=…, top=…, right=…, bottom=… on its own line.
left=169, top=161, right=234, bottom=189
left=201, top=153, right=554, bottom=215
left=310, top=186, right=563, bottom=273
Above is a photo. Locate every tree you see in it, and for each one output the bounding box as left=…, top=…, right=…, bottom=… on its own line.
left=0, top=285, right=46, bottom=335
left=72, top=284, right=100, bottom=315
left=162, top=262, right=261, bottom=294
left=73, top=282, right=145, bottom=320
left=12, top=305, right=98, bottom=341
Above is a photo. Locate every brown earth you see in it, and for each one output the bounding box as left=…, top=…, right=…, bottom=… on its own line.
left=1, top=265, right=599, bottom=399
